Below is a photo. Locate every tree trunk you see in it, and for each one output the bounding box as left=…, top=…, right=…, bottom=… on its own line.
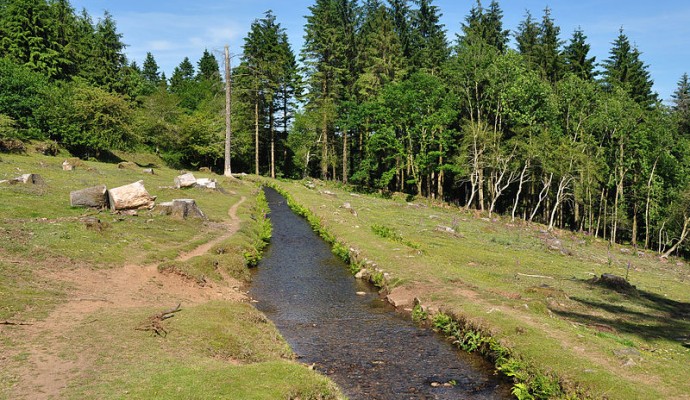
left=530, top=173, right=553, bottom=222
left=511, top=161, right=529, bottom=222
left=70, top=185, right=107, bottom=208
left=108, top=181, right=156, bottom=211
left=270, top=105, right=275, bottom=179
left=661, top=216, right=690, bottom=258
left=343, top=127, right=348, bottom=184
left=254, top=94, right=260, bottom=176
left=644, top=158, right=658, bottom=249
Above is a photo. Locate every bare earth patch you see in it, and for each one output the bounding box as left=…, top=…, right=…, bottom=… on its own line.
left=3, top=197, right=248, bottom=400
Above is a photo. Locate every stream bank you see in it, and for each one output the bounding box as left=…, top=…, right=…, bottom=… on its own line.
left=250, top=187, right=511, bottom=399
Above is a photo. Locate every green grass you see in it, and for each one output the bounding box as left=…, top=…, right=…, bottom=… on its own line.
left=61, top=301, right=341, bottom=400
left=0, top=150, right=343, bottom=400
left=271, top=178, right=690, bottom=400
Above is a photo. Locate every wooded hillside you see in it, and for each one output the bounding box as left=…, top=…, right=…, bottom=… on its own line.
left=1, top=0, right=689, bottom=257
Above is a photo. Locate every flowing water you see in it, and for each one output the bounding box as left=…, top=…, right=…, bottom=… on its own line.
left=250, top=188, right=511, bottom=399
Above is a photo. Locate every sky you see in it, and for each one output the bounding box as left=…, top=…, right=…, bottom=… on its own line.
left=69, top=0, right=690, bottom=102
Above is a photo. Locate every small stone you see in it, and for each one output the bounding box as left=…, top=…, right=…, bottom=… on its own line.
left=356, top=291, right=366, bottom=296
left=431, top=382, right=441, bottom=387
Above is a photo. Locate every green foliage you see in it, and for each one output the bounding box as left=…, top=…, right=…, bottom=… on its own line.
left=411, top=303, right=428, bottom=323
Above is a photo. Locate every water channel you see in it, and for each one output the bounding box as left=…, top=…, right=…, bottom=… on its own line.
left=250, top=188, right=511, bottom=399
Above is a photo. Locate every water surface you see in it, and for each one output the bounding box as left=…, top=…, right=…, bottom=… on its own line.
left=250, top=188, right=511, bottom=399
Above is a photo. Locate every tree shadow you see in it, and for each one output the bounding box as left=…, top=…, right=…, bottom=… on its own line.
left=551, top=279, right=690, bottom=343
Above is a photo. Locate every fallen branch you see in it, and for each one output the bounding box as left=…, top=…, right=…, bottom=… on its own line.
left=136, top=303, right=182, bottom=337
left=1, top=320, right=33, bottom=326
left=516, top=273, right=555, bottom=280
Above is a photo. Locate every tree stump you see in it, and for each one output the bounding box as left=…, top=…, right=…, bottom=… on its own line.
left=107, top=180, right=156, bottom=211
left=174, top=173, right=196, bottom=189
left=70, top=185, right=107, bottom=208
left=593, top=273, right=636, bottom=293
left=171, top=199, right=206, bottom=219
left=62, top=160, right=74, bottom=171
left=155, top=201, right=173, bottom=215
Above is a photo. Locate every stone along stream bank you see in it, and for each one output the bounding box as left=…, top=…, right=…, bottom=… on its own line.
left=250, top=188, right=511, bottom=399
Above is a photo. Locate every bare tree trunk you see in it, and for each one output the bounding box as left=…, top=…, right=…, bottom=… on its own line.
left=511, top=161, right=530, bottom=222
left=549, top=175, right=573, bottom=230
left=478, top=168, right=485, bottom=212
left=644, top=158, right=658, bottom=249
left=437, top=142, right=444, bottom=199
left=270, top=106, right=275, bottom=179
left=342, top=128, right=348, bottom=184
left=530, top=173, right=553, bottom=222
left=662, top=216, right=690, bottom=258
left=254, top=92, right=259, bottom=176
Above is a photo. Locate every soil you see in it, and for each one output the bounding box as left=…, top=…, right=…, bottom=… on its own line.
left=3, top=197, right=247, bottom=400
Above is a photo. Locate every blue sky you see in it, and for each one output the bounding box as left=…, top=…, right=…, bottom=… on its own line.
left=69, top=0, right=690, bottom=101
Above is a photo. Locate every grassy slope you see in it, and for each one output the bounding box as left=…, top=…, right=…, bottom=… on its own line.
left=0, top=151, right=342, bottom=400
left=274, top=179, right=690, bottom=400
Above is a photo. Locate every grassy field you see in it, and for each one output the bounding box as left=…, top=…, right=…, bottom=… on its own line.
left=0, top=149, right=342, bottom=400
left=271, top=178, right=690, bottom=400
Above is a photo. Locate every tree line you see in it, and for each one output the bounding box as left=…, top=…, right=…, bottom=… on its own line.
left=1, top=0, right=689, bottom=257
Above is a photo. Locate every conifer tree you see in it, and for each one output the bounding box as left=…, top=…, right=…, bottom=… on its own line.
left=457, top=0, right=508, bottom=53
left=672, top=73, right=690, bottom=136
left=302, top=0, right=357, bottom=180
left=197, top=49, right=220, bottom=81
left=563, top=28, right=596, bottom=80
left=142, top=52, right=161, bottom=85
left=536, top=7, right=563, bottom=83
left=409, top=0, right=448, bottom=75
left=601, top=28, right=657, bottom=107
left=515, top=10, right=539, bottom=69
left=388, top=0, right=412, bottom=60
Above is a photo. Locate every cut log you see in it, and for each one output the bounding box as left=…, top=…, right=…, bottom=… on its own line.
left=195, top=178, right=216, bottom=189
left=62, top=160, right=74, bottom=171
left=107, top=180, right=156, bottom=211
left=142, top=168, right=154, bottom=175
left=70, top=184, right=107, bottom=208
left=174, top=173, right=196, bottom=189
left=11, top=173, right=44, bottom=185
left=171, top=199, right=206, bottom=219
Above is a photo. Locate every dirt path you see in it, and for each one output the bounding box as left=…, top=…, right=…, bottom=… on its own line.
left=6, top=196, right=248, bottom=400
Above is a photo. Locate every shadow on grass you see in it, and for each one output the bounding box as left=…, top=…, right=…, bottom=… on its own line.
left=551, top=280, right=690, bottom=343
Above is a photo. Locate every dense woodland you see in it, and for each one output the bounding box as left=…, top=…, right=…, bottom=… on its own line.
left=1, top=0, right=690, bottom=257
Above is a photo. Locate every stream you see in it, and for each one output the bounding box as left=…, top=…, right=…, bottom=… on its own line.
left=250, top=188, right=512, bottom=399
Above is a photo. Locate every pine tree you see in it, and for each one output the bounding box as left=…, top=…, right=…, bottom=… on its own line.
left=672, top=73, right=690, bottom=136
left=82, top=11, right=126, bottom=92
left=536, top=7, right=564, bottom=83
left=302, top=0, right=357, bottom=180
left=169, top=56, right=194, bottom=92
left=409, top=0, right=448, bottom=75
left=457, top=0, right=508, bottom=53
left=515, top=11, right=539, bottom=70
left=388, top=0, right=412, bottom=61
left=142, top=52, right=161, bottom=85
left=0, top=0, right=63, bottom=78
left=197, top=49, right=220, bottom=81
left=601, top=28, right=657, bottom=107
left=563, top=28, right=596, bottom=80
left=356, top=0, right=405, bottom=97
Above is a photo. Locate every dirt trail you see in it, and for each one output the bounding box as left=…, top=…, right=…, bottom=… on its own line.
left=5, top=196, right=248, bottom=400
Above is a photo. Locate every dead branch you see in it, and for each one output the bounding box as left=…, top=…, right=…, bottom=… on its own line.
left=516, top=273, right=555, bottom=280
left=1, top=320, right=33, bottom=326
left=136, top=303, right=182, bottom=337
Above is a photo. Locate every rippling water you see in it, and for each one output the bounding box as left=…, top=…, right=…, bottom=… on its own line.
left=250, top=188, right=511, bottom=399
